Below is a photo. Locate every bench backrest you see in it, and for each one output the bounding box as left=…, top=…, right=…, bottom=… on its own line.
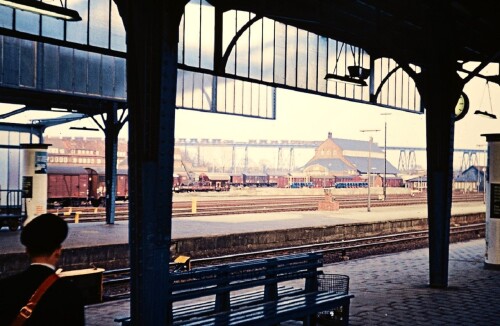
left=170, top=252, right=323, bottom=305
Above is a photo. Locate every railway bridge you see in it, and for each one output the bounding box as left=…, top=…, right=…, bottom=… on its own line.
left=174, top=138, right=485, bottom=173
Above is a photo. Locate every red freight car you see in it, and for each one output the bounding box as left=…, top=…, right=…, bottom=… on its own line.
left=47, top=165, right=128, bottom=207
left=47, top=165, right=90, bottom=207
left=88, top=167, right=129, bottom=206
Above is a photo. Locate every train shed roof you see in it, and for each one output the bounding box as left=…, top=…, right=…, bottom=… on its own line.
left=345, top=156, right=399, bottom=175
left=200, top=173, right=230, bottom=181
left=303, top=158, right=354, bottom=172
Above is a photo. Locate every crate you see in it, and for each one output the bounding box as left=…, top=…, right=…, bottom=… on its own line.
left=58, top=268, right=105, bottom=305
left=317, top=274, right=350, bottom=325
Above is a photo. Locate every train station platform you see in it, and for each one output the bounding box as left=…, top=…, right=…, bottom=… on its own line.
left=0, top=201, right=486, bottom=254
left=85, top=238, right=499, bottom=326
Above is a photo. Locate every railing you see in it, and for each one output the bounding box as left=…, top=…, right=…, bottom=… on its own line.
left=0, top=189, right=27, bottom=231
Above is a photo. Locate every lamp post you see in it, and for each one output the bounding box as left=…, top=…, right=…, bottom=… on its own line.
left=360, top=129, right=380, bottom=212
left=381, top=113, right=391, bottom=200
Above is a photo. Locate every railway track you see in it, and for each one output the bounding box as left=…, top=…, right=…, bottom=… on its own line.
left=101, top=222, right=485, bottom=301
left=50, top=192, right=484, bottom=223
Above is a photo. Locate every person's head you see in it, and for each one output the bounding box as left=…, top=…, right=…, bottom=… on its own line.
left=21, top=213, right=68, bottom=260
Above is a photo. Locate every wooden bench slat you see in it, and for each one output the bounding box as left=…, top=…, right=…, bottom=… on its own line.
left=115, top=287, right=300, bottom=326
left=171, top=269, right=318, bottom=302
left=173, top=286, right=304, bottom=321
left=175, top=292, right=353, bottom=326
left=115, top=253, right=352, bottom=326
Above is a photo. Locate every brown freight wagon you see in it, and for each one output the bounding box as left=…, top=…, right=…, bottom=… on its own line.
left=47, top=165, right=128, bottom=207
left=47, top=165, right=90, bottom=207
left=86, top=167, right=129, bottom=206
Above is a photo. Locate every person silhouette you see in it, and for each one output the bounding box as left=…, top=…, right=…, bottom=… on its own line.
left=0, top=213, right=84, bottom=326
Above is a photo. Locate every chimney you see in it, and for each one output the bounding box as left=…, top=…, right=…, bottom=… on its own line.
left=328, top=132, right=332, bottom=139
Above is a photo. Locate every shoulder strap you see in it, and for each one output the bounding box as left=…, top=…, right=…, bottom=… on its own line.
left=10, top=273, right=60, bottom=326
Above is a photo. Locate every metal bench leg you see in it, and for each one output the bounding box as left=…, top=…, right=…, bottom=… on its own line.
left=342, top=303, right=350, bottom=326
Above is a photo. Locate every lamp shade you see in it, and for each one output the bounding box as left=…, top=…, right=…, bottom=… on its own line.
left=0, top=0, right=82, bottom=21
left=348, top=66, right=371, bottom=80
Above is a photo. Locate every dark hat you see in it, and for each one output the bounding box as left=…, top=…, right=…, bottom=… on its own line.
left=21, top=213, right=68, bottom=254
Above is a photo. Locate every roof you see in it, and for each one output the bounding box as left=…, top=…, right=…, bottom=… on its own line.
left=333, top=138, right=383, bottom=153
left=47, top=165, right=88, bottom=175
left=455, top=166, right=485, bottom=182
left=242, top=173, right=268, bottom=177
left=85, top=166, right=128, bottom=175
left=289, top=172, right=309, bottom=177
left=267, top=172, right=290, bottom=177
left=303, top=158, right=354, bottom=171
left=407, top=176, right=428, bottom=182
left=200, top=173, right=230, bottom=181
left=345, top=156, right=399, bottom=174
left=207, top=0, right=500, bottom=67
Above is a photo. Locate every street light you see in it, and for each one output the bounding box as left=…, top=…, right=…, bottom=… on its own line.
left=360, top=129, right=380, bottom=212
left=381, top=113, right=391, bottom=200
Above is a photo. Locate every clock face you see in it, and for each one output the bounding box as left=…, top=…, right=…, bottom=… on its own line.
left=455, top=92, right=469, bottom=121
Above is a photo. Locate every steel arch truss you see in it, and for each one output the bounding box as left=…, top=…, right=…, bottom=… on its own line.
left=177, top=0, right=423, bottom=119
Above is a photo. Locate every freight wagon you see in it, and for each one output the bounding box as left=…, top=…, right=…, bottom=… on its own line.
left=47, top=165, right=128, bottom=207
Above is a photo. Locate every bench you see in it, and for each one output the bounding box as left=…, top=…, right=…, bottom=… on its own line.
left=115, top=252, right=353, bottom=325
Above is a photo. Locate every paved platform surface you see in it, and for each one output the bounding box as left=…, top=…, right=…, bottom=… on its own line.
left=0, top=202, right=486, bottom=254
left=86, top=239, right=499, bottom=326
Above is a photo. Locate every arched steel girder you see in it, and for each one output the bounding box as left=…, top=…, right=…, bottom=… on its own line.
left=90, top=106, right=128, bottom=135
left=460, top=151, right=479, bottom=173
left=214, top=10, right=262, bottom=74
left=398, top=149, right=417, bottom=173
left=370, top=65, right=402, bottom=104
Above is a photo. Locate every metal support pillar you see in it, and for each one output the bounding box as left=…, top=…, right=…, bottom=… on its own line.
left=398, top=150, right=408, bottom=172
left=408, top=150, right=417, bottom=173
left=231, top=145, right=236, bottom=173
left=244, top=146, right=249, bottom=173
left=288, top=147, right=295, bottom=172
left=424, top=83, right=456, bottom=288
left=417, top=2, right=463, bottom=288
left=120, top=1, right=186, bottom=325
left=197, top=146, right=201, bottom=166
left=103, top=106, right=118, bottom=224
left=277, top=147, right=283, bottom=171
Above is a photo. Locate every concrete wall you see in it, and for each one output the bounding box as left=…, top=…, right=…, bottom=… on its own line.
left=0, top=213, right=484, bottom=277
left=0, top=244, right=130, bottom=278
left=172, top=213, right=484, bottom=258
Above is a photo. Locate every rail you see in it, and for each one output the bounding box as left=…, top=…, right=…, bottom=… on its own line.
left=101, top=222, right=484, bottom=300
left=50, top=193, right=485, bottom=223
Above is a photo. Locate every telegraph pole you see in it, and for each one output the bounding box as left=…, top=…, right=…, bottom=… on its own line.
left=360, top=129, right=380, bottom=212
left=381, top=113, right=391, bottom=200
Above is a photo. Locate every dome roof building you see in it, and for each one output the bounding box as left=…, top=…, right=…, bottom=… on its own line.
left=302, top=132, right=399, bottom=178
